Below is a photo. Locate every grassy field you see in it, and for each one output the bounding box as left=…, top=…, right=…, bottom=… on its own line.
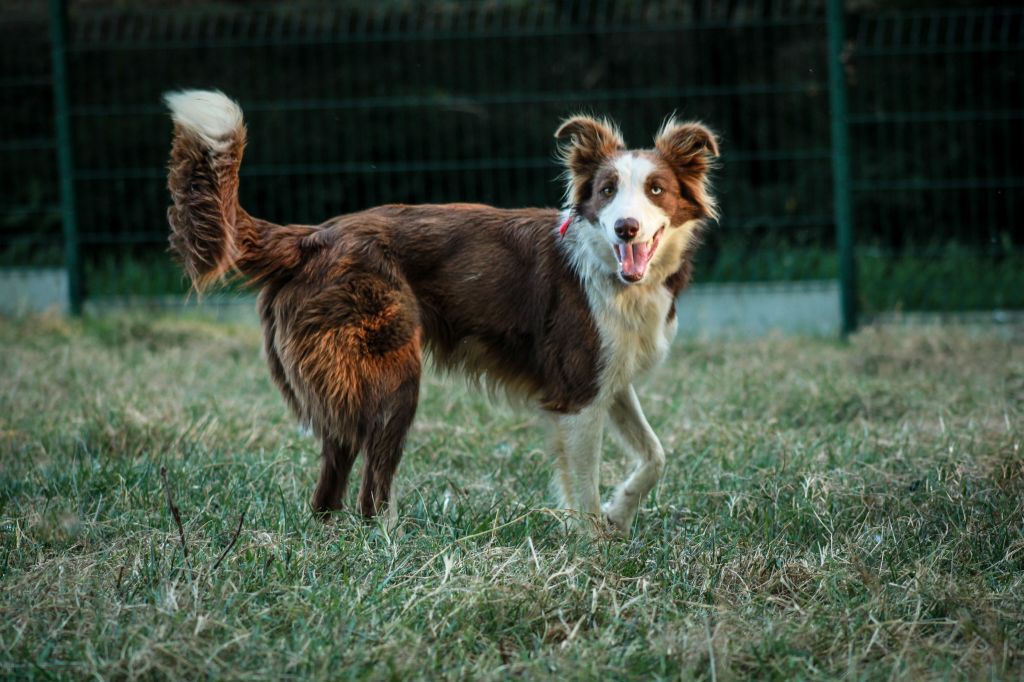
left=1, top=314, right=1022, bottom=680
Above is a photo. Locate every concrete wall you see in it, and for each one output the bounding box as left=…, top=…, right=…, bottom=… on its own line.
left=676, top=280, right=840, bottom=338
left=84, top=294, right=260, bottom=325
left=3, top=267, right=841, bottom=338
left=0, top=268, right=68, bottom=315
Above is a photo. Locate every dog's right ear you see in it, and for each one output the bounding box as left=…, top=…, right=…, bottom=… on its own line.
left=555, top=116, right=625, bottom=206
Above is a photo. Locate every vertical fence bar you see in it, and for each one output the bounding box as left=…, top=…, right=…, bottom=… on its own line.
left=48, top=0, right=82, bottom=315
left=826, top=0, right=857, bottom=334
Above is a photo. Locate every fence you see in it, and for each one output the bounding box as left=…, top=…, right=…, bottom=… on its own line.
left=1, top=1, right=1021, bottom=326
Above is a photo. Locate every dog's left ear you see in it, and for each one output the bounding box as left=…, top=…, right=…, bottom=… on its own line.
left=654, top=119, right=720, bottom=220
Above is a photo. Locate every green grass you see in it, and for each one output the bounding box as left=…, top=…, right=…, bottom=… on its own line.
left=1, top=314, right=1022, bottom=680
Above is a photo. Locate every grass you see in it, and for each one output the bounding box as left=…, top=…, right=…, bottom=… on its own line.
left=1, top=314, right=1022, bottom=680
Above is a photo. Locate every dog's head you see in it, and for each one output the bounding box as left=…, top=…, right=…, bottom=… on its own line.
left=555, top=115, right=719, bottom=285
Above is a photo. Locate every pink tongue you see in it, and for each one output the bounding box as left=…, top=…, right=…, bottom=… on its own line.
left=619, top=241, right=652, bottom=278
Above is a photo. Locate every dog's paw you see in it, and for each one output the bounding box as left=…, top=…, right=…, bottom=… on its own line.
left=601, top=502, right=633, bottom=537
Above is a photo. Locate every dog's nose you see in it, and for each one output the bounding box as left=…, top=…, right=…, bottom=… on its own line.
left=614, top=217, right=640, bottom=241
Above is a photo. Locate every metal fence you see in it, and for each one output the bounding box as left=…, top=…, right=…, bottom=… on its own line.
left=1, top=1, right=1021, bottom=324
left=849, top=6, right=1023, bottom=314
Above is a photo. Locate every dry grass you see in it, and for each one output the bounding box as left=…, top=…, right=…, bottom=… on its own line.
left=1, top=314, right=1022, bottom=680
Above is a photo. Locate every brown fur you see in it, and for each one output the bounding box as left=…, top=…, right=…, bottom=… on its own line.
left=166, top=124, right=244, bottom=289
left=654, top=119, right=720, bottom=222
left=167, top=121, right=606, bottom=516
left=555, top=116, right=626, bottom=208
left=166, top=103, right=715, bottom=520
left=652, top=120, right=719, bottom=309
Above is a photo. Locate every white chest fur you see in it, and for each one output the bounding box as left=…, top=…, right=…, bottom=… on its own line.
left=557, top=215, right=686, bottom=402
left=590, top=282, right=676, bottom=398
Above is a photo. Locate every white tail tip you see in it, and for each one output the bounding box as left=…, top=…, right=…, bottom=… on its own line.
left=163, top=89, right=244, bottom=151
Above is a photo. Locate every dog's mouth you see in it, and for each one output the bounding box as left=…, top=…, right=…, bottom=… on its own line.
left=613, top=226, right=664, bottom=283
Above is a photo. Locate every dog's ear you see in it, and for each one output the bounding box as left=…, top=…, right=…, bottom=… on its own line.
left=654, top=119, right=720, bottom=220
left=555, top=115, right=625, bottom=206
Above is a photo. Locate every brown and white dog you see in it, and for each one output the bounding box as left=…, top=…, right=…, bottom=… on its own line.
left=164, top=90, right=719, bottom=534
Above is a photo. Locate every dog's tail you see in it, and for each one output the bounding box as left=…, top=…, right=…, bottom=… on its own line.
left=164, top=89, right=307, bottom=291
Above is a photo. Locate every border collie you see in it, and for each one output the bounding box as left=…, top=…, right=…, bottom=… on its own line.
left=164, top=90, right=718, bottom=534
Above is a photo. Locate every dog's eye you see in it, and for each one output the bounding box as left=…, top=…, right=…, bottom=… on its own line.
left=601, top=186, right=615, bottom=197
left=650, top=185, right=663, bottom=195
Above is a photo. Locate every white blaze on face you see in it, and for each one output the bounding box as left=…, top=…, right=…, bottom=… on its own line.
left=597, top=154, right=670, bottom=283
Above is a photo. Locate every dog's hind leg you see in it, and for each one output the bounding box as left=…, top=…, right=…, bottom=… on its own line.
left=259, top=285, right=303, bottom=418
left=602, top=385, right=665, bottom=534
left=311, top=438, right=359, bottom=515
left=357, top=373, right=420, bottom=520
left=276, top=267, right=423, bottom=522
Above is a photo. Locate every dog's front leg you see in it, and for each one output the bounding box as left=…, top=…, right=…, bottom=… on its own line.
left=552, top=405, right=605, bottom=525
left=603, top=385, right=665, bottom=534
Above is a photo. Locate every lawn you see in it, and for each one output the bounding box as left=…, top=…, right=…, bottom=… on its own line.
left=1, top=314, right=1022, bottom=679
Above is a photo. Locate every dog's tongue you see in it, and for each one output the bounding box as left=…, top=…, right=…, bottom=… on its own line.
left=616, top=241, right=653, bottom=279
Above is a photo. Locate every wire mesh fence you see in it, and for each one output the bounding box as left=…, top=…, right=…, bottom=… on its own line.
left=1, top=1, right=1021, bottom=321
left=848, top=7, right=1023, bottom=312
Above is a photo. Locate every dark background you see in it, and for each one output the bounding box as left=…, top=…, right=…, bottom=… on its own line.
left=2, top=0, right=1021, bottom=313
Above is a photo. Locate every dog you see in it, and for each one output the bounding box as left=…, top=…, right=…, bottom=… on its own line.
left=164, top=90, right=719, bottom=534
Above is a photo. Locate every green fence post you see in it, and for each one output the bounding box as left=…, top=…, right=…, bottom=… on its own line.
left=48, top=0, right=82, bottom=315
left=826, top=0, right=857, bottom=334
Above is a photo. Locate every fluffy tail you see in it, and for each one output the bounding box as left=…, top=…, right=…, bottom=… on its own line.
left=164, top=90, right=305, bottom=291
